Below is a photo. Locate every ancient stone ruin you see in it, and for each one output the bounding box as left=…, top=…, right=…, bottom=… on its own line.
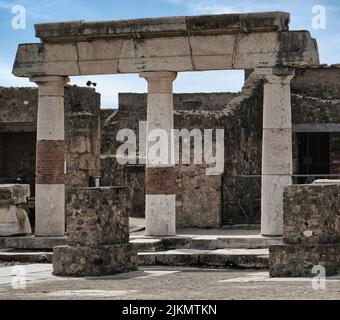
left=270, top=183, right=340, bottom=277
left=0, top=184, right=31, bottom=236
left=53, top=187, right=137, bottom=276
left=0, top=11, right=339, bottom=278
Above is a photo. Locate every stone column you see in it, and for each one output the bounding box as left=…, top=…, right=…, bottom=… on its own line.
left=31, top=76, right=69, bottom=237
left=256, top=68, right=295, bottom=237
left=140, top=72, right=177, bottom=237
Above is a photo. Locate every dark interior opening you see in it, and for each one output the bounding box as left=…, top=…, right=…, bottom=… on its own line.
left=297, top=132, right=330, bottom=175
left=0, top=132, right=36, bottom=178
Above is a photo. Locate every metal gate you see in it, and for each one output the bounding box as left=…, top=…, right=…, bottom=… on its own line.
left=222, top=175, right=261, bottom=225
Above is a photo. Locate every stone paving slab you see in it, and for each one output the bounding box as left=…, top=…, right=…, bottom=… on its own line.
left=0, top=265, right=340, bottom=300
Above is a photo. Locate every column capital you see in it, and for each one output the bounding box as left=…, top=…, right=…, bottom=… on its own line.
left=30, top=76, right=69, bottom=86
left=255, top=67, right=295, bottom=84
left=140, top=72, right=177, bottom=93
left=30, top=76, right=69, bottom=96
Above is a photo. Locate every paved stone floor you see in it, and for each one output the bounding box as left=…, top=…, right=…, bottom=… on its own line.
left=0, top=264, right=340, bottom=300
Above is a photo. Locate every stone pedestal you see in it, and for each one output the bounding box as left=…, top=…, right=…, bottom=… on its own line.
left=53, top=187, right=138, bottom=276
left=140, top=72, right=177, bottom=237
left=0, top=184, right=32, bottom=236
left=269, top=183, right=340, bottom=277
left=31, top=76, right=69, bottom=237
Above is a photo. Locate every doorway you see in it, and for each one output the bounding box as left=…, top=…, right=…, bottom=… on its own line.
left=297, top=132, right=330, bottom=175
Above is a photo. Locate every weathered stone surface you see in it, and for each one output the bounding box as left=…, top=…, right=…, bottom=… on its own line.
left=0, top=184, right=30, bottom=205
left=0, top=206, right=32, bottom=236
left=269, top=244, right=340, bottom=277
left=66, top=187, right=129, bottom=246
left=269, top=183, right=340, bottom=277
left=283, top=184, right=340, bottom=244
left=101, top=92, right=228, bottom=228
left=0, top=185, right=31, bottom=236
left=292, top=65, right=340, bottom=100
left=35, top=13, right=290, bottom=42
left=1, top=236, right=66, bottom=249
left=0, top=86, right=101, bottom=190
left=13, top=13, right=319, bottom=77
left=53, top=244, right=138, bottom=276
left=53, top=186, right=137, bottom=276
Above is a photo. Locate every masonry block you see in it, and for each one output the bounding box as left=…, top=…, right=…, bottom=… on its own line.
left=53, top=186, right=137, bottom=276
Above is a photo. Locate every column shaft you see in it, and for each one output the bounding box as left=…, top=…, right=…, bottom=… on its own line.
left=31, top=76, right=69, bottom=237
left=259, top=69, right=294, bottom=237
left=140, top=72, right=177, bottom=237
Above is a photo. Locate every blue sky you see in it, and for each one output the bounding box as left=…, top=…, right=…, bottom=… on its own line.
left=0, top=0, right=339, bottom=107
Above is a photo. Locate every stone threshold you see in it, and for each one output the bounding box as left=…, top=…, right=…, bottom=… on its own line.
left=130, top=234, right=282, bottom=252
left=138, top=248, right=269, bottom=269
left=0, top=233, right=282, bottom=251
left=0, top=248, right=269, bottom=269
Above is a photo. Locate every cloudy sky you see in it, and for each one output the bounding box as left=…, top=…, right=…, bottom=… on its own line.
left=0, top=0, right=339, bottom=108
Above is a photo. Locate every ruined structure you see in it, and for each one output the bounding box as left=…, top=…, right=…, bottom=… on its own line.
left=0, top=86, right=101, bottom=233
left=269, top=183, right=340, bottom=277
left=53, top=187, right=137, bottom=276
left=0, top=184, right=31, bottom=236
left=11, top=12, right=319, bottom=240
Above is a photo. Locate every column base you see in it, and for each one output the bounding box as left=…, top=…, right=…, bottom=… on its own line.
left=146, top=194, right=176, bottom=237
left=35, top=184, right=65, bottom=237
left=261, top=175, right=291, bottom=237
left=53, top=243, right=138, bottom=276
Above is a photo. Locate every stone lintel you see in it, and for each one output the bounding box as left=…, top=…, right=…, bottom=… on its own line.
left=35, top=12, right=290, bottom=43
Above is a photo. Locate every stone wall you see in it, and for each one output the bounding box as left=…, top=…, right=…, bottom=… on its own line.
left=222, top=73, right=264, bottom=224
left=292, top=66, right=340, bottom=100
left=101, top=92, right=231, bottom=228
left=100, top=67, right=340, bottom=227
left=0, top=86, right=101, bottom=189
left=291, top=67, right=340, bottom=176
left=101, top=156, right=145, bottom=217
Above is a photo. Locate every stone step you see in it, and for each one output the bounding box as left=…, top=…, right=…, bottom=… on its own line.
left=138, top=248, right=269, bottom=269
left=130, top=238, right=164, bottom=252
left=0, top=250, right=52, bottom=263
left=0, top=236, right=67, bottom=250
left=0, top=248, right=269, bottom=269
left=130, top=235, right=281, bottom=252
